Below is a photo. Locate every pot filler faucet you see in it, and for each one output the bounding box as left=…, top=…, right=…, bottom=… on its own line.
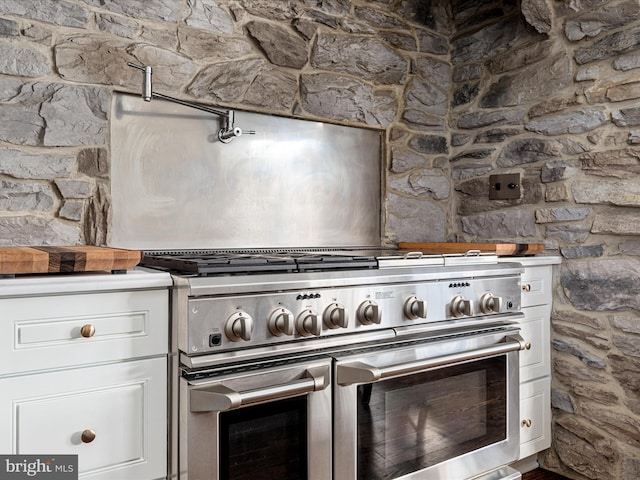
left=127, top=62, right=255, bottom=143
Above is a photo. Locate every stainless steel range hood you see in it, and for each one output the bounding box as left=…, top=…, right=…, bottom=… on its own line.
left=110, top=93, right=383, bottom=251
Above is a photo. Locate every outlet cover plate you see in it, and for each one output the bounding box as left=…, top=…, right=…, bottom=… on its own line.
left=489, top=173, right=521, bottom=200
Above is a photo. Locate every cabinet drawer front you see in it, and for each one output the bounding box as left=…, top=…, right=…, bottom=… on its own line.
left=519, top=304, right=551, bottom=382
left=521, top=265, right=553, bottom=308
left=0, top=290, right=168, bottom=375
left=0, top=358, right=167, bottom=480
left=17, top=312, right=146, bottom=345
left=519, top=377, right=551, bottom=459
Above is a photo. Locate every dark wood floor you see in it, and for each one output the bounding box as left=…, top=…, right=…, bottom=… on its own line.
left=522, top=469, right=572, bottom=480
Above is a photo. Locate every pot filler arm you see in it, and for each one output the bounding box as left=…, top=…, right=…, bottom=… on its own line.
left=127, top=62, right=255, bottom=144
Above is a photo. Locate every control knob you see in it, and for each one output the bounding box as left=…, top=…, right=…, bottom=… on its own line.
left=479, top=293, right=503, bottom=314
left=450, top=295, right=473, bottom=317
left=225, top=311, right=253, bottom=341
left=403, top=296, right=427, bottom=320
left=296, top=309, right=321, bottom=337
left=323, top=303, right=348, bottom=329
left=357, top=300, right=381, bottom=325
left=268, top=307, right=294, bottom=336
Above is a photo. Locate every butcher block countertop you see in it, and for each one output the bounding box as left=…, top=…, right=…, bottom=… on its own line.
left=398, top=242, right=546, bottom=256
left=0, top=246, right=142, bottom=276
left=0, top=246, right=171, bottom=297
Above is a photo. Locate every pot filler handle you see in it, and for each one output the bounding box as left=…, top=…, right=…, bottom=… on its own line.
left=190, top=365, right=329, bottom=412
left=337, top=334, right=526, bottom=386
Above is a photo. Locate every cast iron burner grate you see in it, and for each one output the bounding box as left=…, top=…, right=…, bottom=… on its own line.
left=140, top=253, right=296, bottom=275
left=293, top=253, right=376, bottom=272
left=140, top=251, right=377, bottom=276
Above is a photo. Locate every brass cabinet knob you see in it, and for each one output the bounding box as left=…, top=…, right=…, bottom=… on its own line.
left=80, top=324, right=96, bottom=338
left=522, top=284, right=532, bottom=292
left=522, top=419, right=532, bottom=428
left=525, top=342, right=532, bottom=350
left=81, top=429, right=96, bottom=443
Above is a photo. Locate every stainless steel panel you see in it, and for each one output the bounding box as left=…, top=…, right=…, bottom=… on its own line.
left=180, top=275, right=522, bottom=355
left=110, top=93, right=382, bottom=250
left=177, top=262, right=524, bottom=297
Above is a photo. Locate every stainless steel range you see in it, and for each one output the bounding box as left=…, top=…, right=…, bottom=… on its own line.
left=138, top=251, right=526, bottom=480
left=111, top=90, right=525, bottom=480
left=158, top=251, right=521, bottom=363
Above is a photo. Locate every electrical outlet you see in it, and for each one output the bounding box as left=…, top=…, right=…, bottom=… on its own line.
left=489, top=173, right=521, bottom=200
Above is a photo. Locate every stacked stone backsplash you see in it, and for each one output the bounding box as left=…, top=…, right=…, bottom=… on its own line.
left=449, top=1, right=640, bottom=479
left=0, top=0, right=453, bottom=246
left=1, top=0, right=640, bottom=478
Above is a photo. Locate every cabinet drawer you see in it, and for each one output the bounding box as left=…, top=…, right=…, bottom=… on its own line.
left=521, top=265, right=553, bottom=308
left=0, top=290, right=168, bottom=375
left=0, top=357, right=167, bottom=480
left=519, top=304, right=551, bottom=381
left=519, top=376, right=551, bottom=459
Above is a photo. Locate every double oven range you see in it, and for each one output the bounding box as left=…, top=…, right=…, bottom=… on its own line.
left=140, top=250, right=526, bottom=480
left=112, top=91, right=526, bottom=480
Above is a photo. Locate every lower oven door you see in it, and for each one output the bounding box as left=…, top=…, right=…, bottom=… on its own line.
left=333, top=328, right=523, bottom=480
left=180, top=356, right=332, bottom=480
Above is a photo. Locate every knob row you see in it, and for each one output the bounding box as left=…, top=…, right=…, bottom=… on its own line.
left=225, top=297, right=427, bottom=342
left=224, top=293, right=503, bottom=342
left=449, top=293, right=503, bottom=317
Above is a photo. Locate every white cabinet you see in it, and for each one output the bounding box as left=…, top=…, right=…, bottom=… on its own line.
left=0, top=358, right=166, bottom=479
left=500, top=256, right=560, bottom=471
left=518, top=304, right=551, bottom=383
left=0, top=290, right=168, bottom=376
left=519, top=376, right=551, bottom=458
left=0, top=271, right=172, bottom=480
left=521, top=265, right=555, bottom=309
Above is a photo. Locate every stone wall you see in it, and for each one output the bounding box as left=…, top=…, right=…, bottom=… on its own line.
left=448, top=1, right=640, bottom=478
left=1, top=0, right=640, bottom=479
left=0, top=0, right=452, bottom=246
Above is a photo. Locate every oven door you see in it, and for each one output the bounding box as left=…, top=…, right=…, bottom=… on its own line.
left=333, top=328, right=523, bottom=480
left=180, top=356, right=332, bottom=480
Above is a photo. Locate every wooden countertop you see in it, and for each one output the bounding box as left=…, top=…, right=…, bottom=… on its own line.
left=0, top=246, right=142, bottom=275
left=397, top=242, right=545, bottom=256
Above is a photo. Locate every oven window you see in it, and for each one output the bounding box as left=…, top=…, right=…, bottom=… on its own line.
left=357, top=356, right=507, bottom=480
left=219, top=396, right=308, bottom=480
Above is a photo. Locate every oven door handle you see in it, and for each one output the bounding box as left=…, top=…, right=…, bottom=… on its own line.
left=190, top=365, right=330, bottom=412
left=337, top=334, right=526, bottom=386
